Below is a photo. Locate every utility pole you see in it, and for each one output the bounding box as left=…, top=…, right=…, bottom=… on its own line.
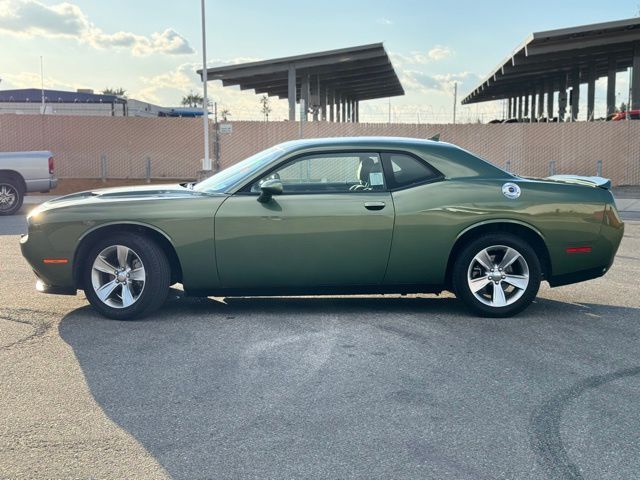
left=200, top=0, right=211, bottom=172
left=40, top=56, right=45, bottom=114
left=453, top=82, right=457, bottom=124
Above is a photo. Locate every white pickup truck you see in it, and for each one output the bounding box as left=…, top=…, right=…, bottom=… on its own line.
left=0, top=151, right=57, bottom=215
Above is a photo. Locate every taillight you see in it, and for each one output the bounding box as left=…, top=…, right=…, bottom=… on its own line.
left=48, top=156, right=54, bottom=174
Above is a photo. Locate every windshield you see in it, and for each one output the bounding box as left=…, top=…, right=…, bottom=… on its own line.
left=194, top=145, right=285, bottom=193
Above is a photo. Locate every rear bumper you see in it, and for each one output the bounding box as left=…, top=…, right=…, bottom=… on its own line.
left=547, top=203, right=623, bottom=287
left=25, top=176, right=57, bottom=193
left=548, top=266, right=608, bottom=287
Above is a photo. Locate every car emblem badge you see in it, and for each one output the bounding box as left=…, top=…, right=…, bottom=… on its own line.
left=502, top=182, right=521, bottom=199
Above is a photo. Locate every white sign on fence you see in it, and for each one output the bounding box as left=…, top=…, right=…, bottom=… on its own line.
left=219, top=123, right=232, bottom=134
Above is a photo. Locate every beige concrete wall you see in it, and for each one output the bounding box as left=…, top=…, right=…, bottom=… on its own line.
left=218, top=121, right=640, bottom=185
left=0, top=114, right=638, bottom=185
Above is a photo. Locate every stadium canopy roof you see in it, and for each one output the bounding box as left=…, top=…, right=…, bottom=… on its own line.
left=461, top=17, right=640, bottom=121
left=197, top=43, right=404, bottom=122
left=0, top=88, right=126, bottom=104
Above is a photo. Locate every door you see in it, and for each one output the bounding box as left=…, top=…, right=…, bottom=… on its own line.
left=215, top=152, right=394, bottom=289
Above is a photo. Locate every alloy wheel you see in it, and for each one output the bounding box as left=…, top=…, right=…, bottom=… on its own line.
left=91, top=245, right=146, bottom=309
left=466, top=244, right=530, bottom=308
left=0, top=184, right=18, bottom=212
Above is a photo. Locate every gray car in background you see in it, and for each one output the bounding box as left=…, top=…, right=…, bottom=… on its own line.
left=0, top=151, right=57, bottom=215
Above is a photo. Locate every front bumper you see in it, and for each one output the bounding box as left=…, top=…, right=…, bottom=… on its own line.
left=35, top=278, right=77, bottom=295
left=20, top=232, right=76, bottom=294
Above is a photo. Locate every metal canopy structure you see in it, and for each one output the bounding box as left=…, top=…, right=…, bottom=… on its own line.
left=197, top=43, right=404, bottom=122
left=462, top=18, right=640, bottom=121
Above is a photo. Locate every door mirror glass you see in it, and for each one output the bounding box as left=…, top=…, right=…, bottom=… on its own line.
left=257, top=178, right=283, bottom=203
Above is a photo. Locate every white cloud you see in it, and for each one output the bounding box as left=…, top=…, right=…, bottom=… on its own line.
left=399, top=70, right=478, bottom=95
left=427, top=45, right=452, bottom=61
left=1, top=70, right=80, bottom=91
left=376, top=18, right=393, bottom=25
left=134, top=62, right=290, bottom=120
left=0, top=0, right=194, bottom=56
left=391, top=46, right=453, bottom=67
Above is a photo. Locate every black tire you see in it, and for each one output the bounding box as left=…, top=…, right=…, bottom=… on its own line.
left=452, top=233, right=542, bottom=317
left=0, top=177, right=24, bottom=216
left=81, top=232, right=171, bottom=320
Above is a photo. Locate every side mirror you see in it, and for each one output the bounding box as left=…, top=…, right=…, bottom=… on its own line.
left=257, top=179, right=283, bottom=203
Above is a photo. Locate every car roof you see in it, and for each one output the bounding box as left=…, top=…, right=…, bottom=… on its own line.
left=275, top=136, right=456, bottom=152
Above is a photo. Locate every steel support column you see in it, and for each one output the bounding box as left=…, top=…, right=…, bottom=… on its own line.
left=607, top=56, right=617, bottom=116
left=524, top=94, right=529, bottom=119
left=632, top=41, right=640, bottom=110
left=530, top=91, right=536, bottom=122
left=546, top=80, right=554, bottom=120
left=320, top=84, right=327, bottom=121
left=570, top=68, right=580, bottom=121
left=312, top=75, right=320, bottom=121
left=287, top=64, right=296, bottom=121
left=558, top=75, right=567, bottom=121
left=329, top=90, right=334, bottom=122
left=301, top=74, right=310, bottom=122
left=536, top=85, right=544, bottom=121
left=517, top=96, right=522, bottom=120
left=587, top=62, right=596, bottom=121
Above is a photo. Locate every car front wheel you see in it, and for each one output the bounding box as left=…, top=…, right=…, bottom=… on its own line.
left=452, top=234, right=541, bottom=317
left=82, top=233, right=171, bottom=320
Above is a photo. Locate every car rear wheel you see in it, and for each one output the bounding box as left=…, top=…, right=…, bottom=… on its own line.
left=82, top=233, right=170, bottom=320
left=0, top=178, right=24, bottom=216
left=452, top=234, right=541, bottom=317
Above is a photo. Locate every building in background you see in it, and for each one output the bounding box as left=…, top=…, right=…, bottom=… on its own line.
left=0, top=88, right=197, bottom=118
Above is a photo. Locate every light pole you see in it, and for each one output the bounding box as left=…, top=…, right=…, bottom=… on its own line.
left=200, top=0, right=211, bottom=172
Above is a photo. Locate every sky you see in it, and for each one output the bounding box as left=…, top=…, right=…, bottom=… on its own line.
left=1, top=0, right=639, bottom=123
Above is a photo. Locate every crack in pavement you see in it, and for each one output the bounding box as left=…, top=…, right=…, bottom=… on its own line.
left=0, top=308, right=56, bottom=350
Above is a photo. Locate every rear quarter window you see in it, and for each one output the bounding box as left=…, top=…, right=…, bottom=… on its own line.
left=385, top=153, right=441, bottom=188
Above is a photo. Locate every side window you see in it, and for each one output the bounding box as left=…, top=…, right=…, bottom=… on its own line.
left=251, top=152, right=385, bottom=193
left=386, top=153, right=440, bottom=188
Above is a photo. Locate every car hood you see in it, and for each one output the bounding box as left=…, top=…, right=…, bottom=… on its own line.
left=31, top=183, right=219, bottom=215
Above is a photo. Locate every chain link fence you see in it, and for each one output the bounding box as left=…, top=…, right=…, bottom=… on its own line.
left=0, top=114, right=638, bottom=186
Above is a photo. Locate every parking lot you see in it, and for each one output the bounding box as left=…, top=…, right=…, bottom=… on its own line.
left=1, top=199, right=639, bottom=479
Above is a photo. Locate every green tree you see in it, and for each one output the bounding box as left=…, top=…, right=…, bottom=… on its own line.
left=260, top=95, right=272, bottom=121
left=102, top=87, right=126, bottom=96
left=181, top=91, right=204, bottom=108
left=220, top=108, right=231, bottom=122
left=619, top=102, right=628, bottom=113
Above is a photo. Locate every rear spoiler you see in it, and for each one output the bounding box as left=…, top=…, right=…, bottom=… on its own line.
left=546, top=175, right=612, bottom=190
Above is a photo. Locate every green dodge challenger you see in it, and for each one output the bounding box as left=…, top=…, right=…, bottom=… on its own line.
left=21, top=137, right=624, bottom=319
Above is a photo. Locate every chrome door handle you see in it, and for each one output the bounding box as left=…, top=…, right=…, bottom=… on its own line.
left=364, top=201, right=386, bottom=211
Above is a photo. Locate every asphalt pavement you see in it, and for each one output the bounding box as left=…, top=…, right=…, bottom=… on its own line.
left=1, top=197, right=640, bottom=479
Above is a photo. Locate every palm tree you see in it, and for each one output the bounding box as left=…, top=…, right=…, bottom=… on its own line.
left=102, top=87, right=126, bottom=97
left=220, top=108, right=231, bottom=122
left=181, top=91, right=204, bottom=108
